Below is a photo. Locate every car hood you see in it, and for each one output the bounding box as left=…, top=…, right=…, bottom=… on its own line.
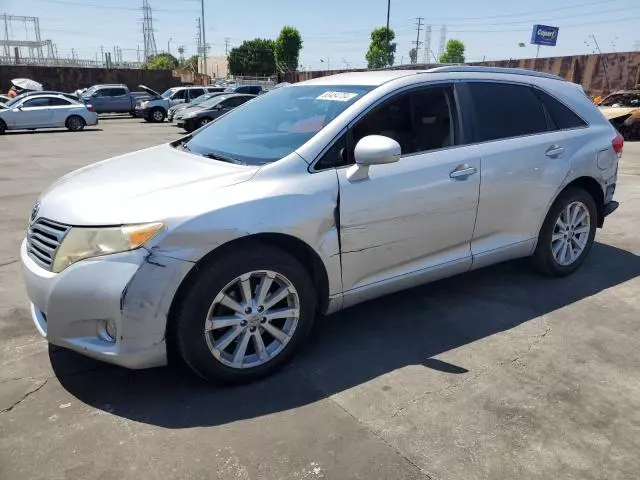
left=599, top=106, right=638, bottom=120
left=38, top=144, right=259, bottom=225
left=138, top=84, right=162, bottom=99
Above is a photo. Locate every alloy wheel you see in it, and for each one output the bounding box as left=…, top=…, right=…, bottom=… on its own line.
left=551, top=201, right=591, bottom=266
left=204, top=270, right=300, bottom=369
left=153, top=110, right=164, bottom=121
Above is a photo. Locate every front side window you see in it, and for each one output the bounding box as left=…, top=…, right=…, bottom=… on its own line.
left=22, top=97, right=50, bottom=108
left=221, top=97, right=248, bottom=108
left=184, top=85, right=372, bottom=165
left=315, top=85, right=457, bottom=170
left=466, top=82, right=547, bottom=142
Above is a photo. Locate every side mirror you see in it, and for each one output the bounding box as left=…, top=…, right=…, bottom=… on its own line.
left=347, top=135, right=401, bottom=181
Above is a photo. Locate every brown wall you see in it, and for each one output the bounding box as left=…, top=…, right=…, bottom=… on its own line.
left=0, top=65, right=182, bottom=94
left=281, top=51, right=640, bottom=96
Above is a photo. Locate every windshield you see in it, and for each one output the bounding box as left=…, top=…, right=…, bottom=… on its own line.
left=161, top=88, right=177, bottom=98
left=83, top=86, right=97, bottom=96
left=190, top=94, right=213, bottom=105
left=3, top=96, right=24, bottom=107
left=601, top=92, right=640, bottom=107
left=184, top=85, right=372, bottom=165
left=198, top=95, right=232, bottom=109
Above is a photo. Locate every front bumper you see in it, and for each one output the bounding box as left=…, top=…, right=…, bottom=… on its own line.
left=134, top=107, right=150, bottom=118
left=21, top=240, right=193, bottom=369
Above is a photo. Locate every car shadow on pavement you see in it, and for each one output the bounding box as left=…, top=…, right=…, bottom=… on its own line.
left=5, top=128, right=102, bottom=135
left=51, top=241, right=640, bottom=428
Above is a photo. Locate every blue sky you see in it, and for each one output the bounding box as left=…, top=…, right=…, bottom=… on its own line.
left=3, top=0, right=639, bottom=70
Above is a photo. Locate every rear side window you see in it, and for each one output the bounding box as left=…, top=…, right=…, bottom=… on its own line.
left=48, top=97, right=71, bottom=106
left=534, top=89, right=587, bottom=130
left=189, top=88, right=204, bottom=98
left=107, top=88, right=126, bottom=96
left=467, top=82, right=547, bottom=142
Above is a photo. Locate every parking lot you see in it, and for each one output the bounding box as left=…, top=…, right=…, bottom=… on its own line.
left=1, top=118, right=639, bottom=479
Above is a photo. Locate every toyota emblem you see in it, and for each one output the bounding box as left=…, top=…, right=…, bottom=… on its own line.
left=30, top=201, right=40, bottom=224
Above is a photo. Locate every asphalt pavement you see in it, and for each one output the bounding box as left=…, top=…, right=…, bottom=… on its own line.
left=1, top=119, right=639, bottom=479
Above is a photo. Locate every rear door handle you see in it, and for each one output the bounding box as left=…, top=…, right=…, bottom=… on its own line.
left=545, top=145, right=565, bottom=158
left=449, top=165, right=478, bottom=179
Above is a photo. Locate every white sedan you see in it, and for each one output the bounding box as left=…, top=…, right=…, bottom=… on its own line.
left=0, top=94, right=98, bottom=134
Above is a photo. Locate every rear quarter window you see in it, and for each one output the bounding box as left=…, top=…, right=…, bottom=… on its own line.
left=534, top=89, right=587, bottom=129
left=466, top=82, right=548, bottom=142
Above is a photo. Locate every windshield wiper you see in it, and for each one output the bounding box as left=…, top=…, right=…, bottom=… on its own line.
left=202, top=152, right=247, bottom=165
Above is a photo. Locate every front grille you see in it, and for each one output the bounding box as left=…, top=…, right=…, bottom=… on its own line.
left=27, top=218, right=70, bottom=270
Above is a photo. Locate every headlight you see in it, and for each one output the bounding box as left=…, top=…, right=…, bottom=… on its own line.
left=52, top=222, right=163, bottom=273
left=141, top=101, right=149, bottom=108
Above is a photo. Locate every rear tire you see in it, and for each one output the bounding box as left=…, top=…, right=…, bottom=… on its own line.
left=65, top=115, right=85, bottom=132
left=148, top=107, right=166, bottom=123
left=532, top=188, right=597, bottom=276
left=0, top=119, right=6, bottom=134
left=174, top=244, right=316, bottom=383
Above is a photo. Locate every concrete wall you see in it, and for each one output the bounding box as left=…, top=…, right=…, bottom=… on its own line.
left=0, top=66, right=181, bottom=94
left=281, top=52, right=640, bottom=96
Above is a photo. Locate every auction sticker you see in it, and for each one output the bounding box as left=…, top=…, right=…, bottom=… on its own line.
left=316, top=91, right=359, bottom=102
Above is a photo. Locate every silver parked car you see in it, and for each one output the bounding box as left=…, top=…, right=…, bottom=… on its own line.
left=21, top=67, right=621, bottom=382
left=0, top=94, right=98, bottom=133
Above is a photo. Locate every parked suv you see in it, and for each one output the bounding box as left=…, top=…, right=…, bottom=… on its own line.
left=135, top=86, right=223, bottom=122
left=21, top=67, right=621, bottom=382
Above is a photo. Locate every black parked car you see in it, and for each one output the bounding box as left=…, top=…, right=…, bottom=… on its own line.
left=176, top=93, right=255, bottom=132
left=224, top=85, right=264, bottom=95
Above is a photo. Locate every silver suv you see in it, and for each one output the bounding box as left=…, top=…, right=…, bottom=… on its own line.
left=21, top=67, right=622, bottom=382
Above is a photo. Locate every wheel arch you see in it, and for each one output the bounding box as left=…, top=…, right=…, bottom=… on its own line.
left=166, top=232, right=331, bottom=351
left=562, top=176, right=605, bottom=227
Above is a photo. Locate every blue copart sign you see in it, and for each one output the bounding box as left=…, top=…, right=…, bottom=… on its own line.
left=531, top=24, right=559, bottom=46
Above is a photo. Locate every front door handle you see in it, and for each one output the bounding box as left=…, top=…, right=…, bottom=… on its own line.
left=545, top=145, right=565, bottom=157
left=449, top=165, right=478, bottom=179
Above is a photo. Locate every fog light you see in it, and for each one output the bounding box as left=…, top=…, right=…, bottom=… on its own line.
left=97, top=319, right=117, bottom=343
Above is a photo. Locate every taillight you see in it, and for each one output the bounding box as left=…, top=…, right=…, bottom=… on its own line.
left=612, top=132, right=624, bottom=158
left=86, top=104, right=95, bottom=113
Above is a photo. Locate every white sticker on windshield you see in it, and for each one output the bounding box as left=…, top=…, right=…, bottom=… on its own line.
left=316, top=91, right=359, bottom=102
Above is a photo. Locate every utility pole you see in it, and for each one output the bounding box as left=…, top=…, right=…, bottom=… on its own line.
left=224, top=37, right=230, bottom=55
left=385, top=0, right=391, bottom=65
left=195, top=17, right=202, bottom=73
left=413, top=17, right=424, bottom=64
left=590, top=34, right=611, bottom=92
left=200, top=0, right=207, bottom=79
left=167, top=38, right=172, bottom=54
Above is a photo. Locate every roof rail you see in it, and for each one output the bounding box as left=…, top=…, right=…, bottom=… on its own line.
left=425, top=66, right=565, bottom=81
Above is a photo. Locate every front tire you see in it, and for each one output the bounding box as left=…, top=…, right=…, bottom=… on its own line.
left=148, top=107, right=166, bottom=123
left=174, top=244, right=316, bottom=383
left=65, top=115, right=85, bottom=132
left=532, top=188, right=597, bottom=276
left=197, top=116, right=212, bottom=129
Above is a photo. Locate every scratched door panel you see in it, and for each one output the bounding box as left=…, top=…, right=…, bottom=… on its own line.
left=337, top=145, right=480, bottom=292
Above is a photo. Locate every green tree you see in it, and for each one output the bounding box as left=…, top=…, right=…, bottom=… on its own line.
left=144, top=53, right=179, bottom=70
left=228, top=39, right=276, bottom=75
left=409, top=47, right=417, bottom=64
left=365, top=27, right=396, bottom=69
left=275, top=26, right=303, bottom=72
left=439, top=39, right=465, bottom=64
left=181, top=54, right=199, bottom=74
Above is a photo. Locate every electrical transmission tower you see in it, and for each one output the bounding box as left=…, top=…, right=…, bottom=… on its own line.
left=224, top=38, right=230, bottom=55
left=412, top=17, right=424, bottom=64
left=141, top=0, right=157, bottom=62
left=438, top=25, right=447, bottom=62
left=422, top=25, right=432, bottom=63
